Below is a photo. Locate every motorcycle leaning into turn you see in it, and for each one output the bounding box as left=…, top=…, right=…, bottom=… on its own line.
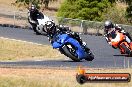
left=104, top=30, right=132, bottom=56
left=45, top=21, right=94, bottom=62
left=28, top=12, right=54, bottom=35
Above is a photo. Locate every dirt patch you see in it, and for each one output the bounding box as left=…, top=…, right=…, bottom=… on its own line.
left=0, top=17, right=26, bottom=27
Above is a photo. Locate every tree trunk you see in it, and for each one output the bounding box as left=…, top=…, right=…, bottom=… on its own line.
left=44, top=0, right=49, bottom=8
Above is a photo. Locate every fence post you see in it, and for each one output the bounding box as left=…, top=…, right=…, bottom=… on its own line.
left=113, top=56, right=116, bottom=67
left=13, top=11, right=16, bottom=28
left=124, top=57, right=126, bottom=68
left=82, top=20, right=87, bottom=34
left=80, top=20, right=83, bottom=34
left=127, top=57, right=129, bottom=68
left=96, top=24, right=99, bottom=36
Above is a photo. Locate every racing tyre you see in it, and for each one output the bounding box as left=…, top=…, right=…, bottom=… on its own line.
left=32, top=26, right=41, bottom=35
left=35, top=26, right=47, bottom=35
left=85, top=50, right=94, bottom=61
left=62, top=43, right=80, bottom=62
left=84, top=47, right=94, bottom=61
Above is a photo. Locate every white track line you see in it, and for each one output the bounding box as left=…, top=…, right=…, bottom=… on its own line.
left=0, top=37, right=44, bottom=46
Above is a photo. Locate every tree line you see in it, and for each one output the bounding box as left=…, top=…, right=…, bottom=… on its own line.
left=57, top=0, right=131, bottom=24
left=15, top=0, right=57, bottom=8
left=15, top=0, right=131, bottom=24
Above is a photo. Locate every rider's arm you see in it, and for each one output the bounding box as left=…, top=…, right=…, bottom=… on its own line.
left=38, top=11, right=44, bottom=17
left=28, top=11, right=38, bottom=24
left=27, top=11, right=31, bottom=21
left=28, top=11, right=35, bottom=23
left=115, top=24, right=125, bottom=33
left=104, top=34, right=112, bottom=45
left=57, top=25, right=71, bottom=33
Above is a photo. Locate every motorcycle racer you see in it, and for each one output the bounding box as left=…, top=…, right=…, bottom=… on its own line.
left=104, top=20, right=132, bottom=46
left=28, top=4, right=44, bottom=34
left=45, top=22, right=87, bottom=47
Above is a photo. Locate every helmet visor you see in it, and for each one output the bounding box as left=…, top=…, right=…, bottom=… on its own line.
left=31, top=6, right=35, bottom=9
left=105, top=26, right=110, bottom=30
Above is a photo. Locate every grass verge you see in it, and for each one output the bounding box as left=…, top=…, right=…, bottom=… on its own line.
left=0, top=68, right=131, bottom=87
left=0, top=38, right=64, bottom=61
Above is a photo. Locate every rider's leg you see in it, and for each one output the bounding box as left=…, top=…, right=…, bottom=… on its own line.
left=126, top=36, right=131, bottom=43
left=125, top=32, right=132, bottom=41
left=70, top=32, right=91, bottom=52
left=69, top=32, right=87, bottom=47
left=31, top=23, right=41, bottom=35
left=72, top=32, right=84, bottom=45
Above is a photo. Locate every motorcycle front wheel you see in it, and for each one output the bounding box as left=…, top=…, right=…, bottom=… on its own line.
left=35, top=26, right=47, bottom=35
left=61, top=43, right=80, bottom=62
left=85, top=50, right=94, bottom=61
left=121, top=43, right=132, bottom=56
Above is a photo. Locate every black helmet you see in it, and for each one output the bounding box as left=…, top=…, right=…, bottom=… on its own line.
left=46, top=21, right=55, bottom=29
left=104, top=20, right=114, bottom=33
left=30, top=4, right=36, bottom=12
left=104, top=20, right=114, bottom=29
left=46, top=21, right=56, bottom=34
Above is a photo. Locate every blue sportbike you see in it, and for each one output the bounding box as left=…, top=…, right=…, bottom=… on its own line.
left=50, top=32, right=94, bottom=62
left=46, top=21, right=94, bottom=61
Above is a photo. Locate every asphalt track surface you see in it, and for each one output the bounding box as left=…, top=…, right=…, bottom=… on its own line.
left=0, top=26, right=132, bottom=68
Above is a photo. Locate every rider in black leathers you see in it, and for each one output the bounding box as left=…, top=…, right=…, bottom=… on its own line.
left=28, top=4, right=44, bottom=34
left=45, top=22, right=86, bottom=47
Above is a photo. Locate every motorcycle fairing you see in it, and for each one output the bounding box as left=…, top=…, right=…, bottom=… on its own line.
left=111, top=33, right=125, bottom=47
left=37, top=15, right=53, bottom=25
left=52, top=33, right=90, bottom=59
left=111, top=32, right=132, bottom=55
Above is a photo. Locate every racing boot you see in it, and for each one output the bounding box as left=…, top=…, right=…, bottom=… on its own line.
left=82, top=42, right=90, bottom=52
left=82, top=42, right=86, bottom=47
left=126, top=32, right=132, bottom=41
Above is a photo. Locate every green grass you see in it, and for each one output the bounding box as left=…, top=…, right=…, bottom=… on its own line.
left=0, top=38, right=64, bottom=61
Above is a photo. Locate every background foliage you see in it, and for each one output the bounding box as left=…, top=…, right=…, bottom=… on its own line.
left=125, top=0, right=132, bottom=19
left=57, top=0, right=132, bottom=24
left=15, top=0, right=132, bottom=24
left=57, top=0, right=113, bottom=21
left=15, top=0, right=57, bottom=9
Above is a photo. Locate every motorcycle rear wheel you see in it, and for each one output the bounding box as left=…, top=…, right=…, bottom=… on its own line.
left=85, top=50, right=94, bottom=61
